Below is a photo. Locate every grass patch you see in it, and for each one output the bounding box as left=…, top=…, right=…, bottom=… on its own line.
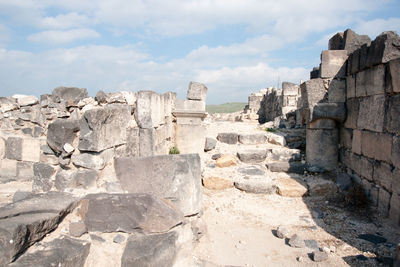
left=206, top=102, right=247, bottom=114
left=169, top=146, right=180, bottom=154
left=265, top=128, right=276, bottom=132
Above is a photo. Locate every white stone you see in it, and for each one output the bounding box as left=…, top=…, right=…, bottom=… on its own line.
left=63, top=143, right=75, bottom=154
left=121, top=91, right=137, bottom=106
left=21, top=138, right=41, bottom=162
left=12, top=94, right=39, bottom=106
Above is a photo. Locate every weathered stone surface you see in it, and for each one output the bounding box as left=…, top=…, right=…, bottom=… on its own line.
left=47, top=119, right=80, bottom=154
left=351, top=154, right=374, bottom=181
left=361, top=131, right=392, bottom=163
left=237, top=149, right=267, bottom=163
left=282, top=82, right=299, bottom=96
left=5, top=137, right=22, bottom=160
left=387, top=58, right=400, bottom=93
left=357, top=95, right=385, bottom=132
left=203, top=177, right=234, bottom=190
left=288, top=234, right=305, bottom=248
left=266, top=132, right=286, bottom=146
left=0, top=159, right=17, bottom=182
left=366, top=31, right=400, bottom=67
left=276, top=225, right=290, bottom=239
left=139, top=128, right=155, bottom=157
left=55, top=170, right=74, bottom=191
left=312, top=251, right=328, bottom=262
left=393, top=136, right=400, bottom=169
left=115, top=154, right=201, bottom=216
left=12, top=94, right=39, bottom=107
left=310, top=103, right=346, bottom=123
left=217, top=133, right=238, bottom=144
left=328, top=78, right=346, bottom=102
left=175, top=123, right=206, bottom=154
left=234, top=180, right=276, bottom=194
left=269, top=148, right=301, bottom=162
left=320, top=50, right=348, bottom=78
left=21, top=138, right=41, bottom=162
left=306, top=128, right=338, bottom=172
left=82, top=193, right=182, bottom=234
left=339, top=127, right=352, bottom=149
left=175, top=99, right=205, bottom=111
left=378, top=188, right=391, bottom=216
left=310, top=67, right=319, bottom=79
left=0, top=192, right=78, bottom=265
left=0, top=137, right=5, bottom=159
left=389, top=193, right=400, bottom=225
left=237, top=166, right=265, bottom=176
left=336, top=173, right=353, bottom=191
left=343, top=29, right=371, bottom=54
left=12, top=191, right=32, bottom=203
left=9, top=237, right=90, bottom=267
left=33, top=163, right=55, bottom=192
left=300, top=78, right=327, bottom=108
left=69, top=221, right=87, bottom=237
left=204, top=137, right=216, bottom=151
left=276, top=178, right=308, bottom=197
left=238, top=133, right=267, bottom=145
left=344, top=98, right=359, bottom=129
left=75, top=169, right=98, bottom=189
left=309, top=118, right=336, bottom=129
left=307, top=177, right=337, bottom=197
left=328, top=32, right=344, bottom=50
left=346, top=74, right=356, bottom=99
left=121, top=232, right=178, bottom=267
left=215, top=154, right=237, bottom=168
left=72, top=150, right=112, bottom=170
left=187, top=81, right=207, bottom=101
left=113, top=234, right=126, bottom=243
left=79, top=105, right=131, bottom=152
left=267, top=161, right=305, bottom=174
left=373, top=162, right=393, bottom=192
left=52, top=86, right=88, bottom=103
left=385, top=95, right=400, bottom=135
left=356, top=64, right=385, bottom=97
left=352, top=129, right=362, bottom=154
left=0, top=97, right=18, bottom=112
left=136, top=91, right=164, bottom=129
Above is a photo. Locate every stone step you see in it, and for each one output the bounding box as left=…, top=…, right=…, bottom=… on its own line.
left=234, top=179, right=277, bottom=194
left=266, top=161, right=305, bottom=174
left=237, top=149, right=267, bottom=163
left=275, top=178, right=308, bottom=197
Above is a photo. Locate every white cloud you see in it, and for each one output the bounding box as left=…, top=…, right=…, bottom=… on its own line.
left=27, top=28, right=100, bottom=44
left=40, top=12, right=92, bottom=29
left=355, top=17, right=400, bottom=39
left=0, top=24, right=10, bottom=47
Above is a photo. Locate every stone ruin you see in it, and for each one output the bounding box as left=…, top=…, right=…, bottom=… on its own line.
left=242, top=28, right=400, bottom=227
left=0, top=82, right=208, bottom=265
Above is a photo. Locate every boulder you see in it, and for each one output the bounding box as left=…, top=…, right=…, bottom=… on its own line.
left=237, top=149, right=267, bottom=163
left=81, top=193, right=182, bottom=234
left=121, top=232, right=178, bottom=267
left=47, top=119, right=80, bottom=154
left=215, top=154, right=237, bottom=168
left=0, top=192, right=78, bottom=265
left=275, top=178, right=308, bottom=197
left=187, top=82, right=207, bottom=101
left=202, top=177, right=234, bottom=190
left=115, top=154, right=201, bottom=216
left=11, top=94, right=39, bottom=107
left=288, top=234, right=305, bottom=248
left=9, top=237, right=90, bottom=267
left=343, top=29, right=371, bottom=54
left=312, top=251, right=329, bottom=262
left=276, top=225, right=290, bottom=239
left=52, top=86, right=88, bottom=104
left=366, top=31, right=400, bottom=68
left=0, top=97, right=18, bottom=112
left=266, top=132, right=286, bottom=146
left=72, top=149, right=113, bottom=170
left=238, top=133, right=267, bottom=145
left=217, top=133, right=238, bottom=144
left=79, top=105, right=131, bottom=152
left=33, top=163, right=55, bottom=192
left=204, top=137, right=216, bottom=152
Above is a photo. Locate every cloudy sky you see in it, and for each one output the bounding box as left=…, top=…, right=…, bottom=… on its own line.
left=0, top=0, right=399, bottom=104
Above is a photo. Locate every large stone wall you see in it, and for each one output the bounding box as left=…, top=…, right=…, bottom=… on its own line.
left=0, top=82, right=207, bottom=194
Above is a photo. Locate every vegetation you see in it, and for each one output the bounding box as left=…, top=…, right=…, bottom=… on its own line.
left=206, top=102, right=247, bottom=114
left=169, top=146, right=180, bottom=154
left=265, top=128, right=277, bottom=132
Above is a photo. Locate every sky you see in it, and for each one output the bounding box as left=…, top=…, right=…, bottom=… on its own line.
left=0, top=0, right=399, bottom=104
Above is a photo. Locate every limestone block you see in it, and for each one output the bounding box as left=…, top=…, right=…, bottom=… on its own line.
left=359, top=44, right=369, bottom=71
left=389, top=193, right=400, bottom=225
left=275, top=178, right=308, bottom=197
left=52, top=86, right=88, bottom=104
left=175, top=99, right=205, bottom=112
left=71, top=149, right=113, bottom=170
left=393, top=169, right=400, bottom=194
left=306, top=128, right=338, bottom=172
left=19, top=105, right=45, bottom=126
left=21, top=138, right=41, bottom=162
left=187, top=81, right=207, bottom=101
left=308, top=119, right=336, bottom=129
left=282, top=82, right=299, bottom=96
left=217, top=132, right=238, bottom=144
left=238, top=133, right=267, bottom=145
left=307, top=176, right=338, bottom=197
left=204, top=137, right=216, bottom=151
left=328, top=32, right=344, bottom=50
left=310, top=67, right=319, bottom=79
left=176, top=124, right=206, bottom=154
left=0, top=159, right=17, bottom=180
left=79, top=105, right=131, bottom=152
left=351, top=155, right=374, bottom=181
left=216, top=155, right=237, bottom=168
left=357, top=95, right=385, bottom=132
left=373, top=162, right=393, bottom=192
left=356, top=64, right=385, bottom=96
left=135, top=91, right=163, bottom=129
left=346, top=75, right=356, bottom=99
left=266, top=132, right=287, bottom=146
left=33, top=163, right=55, bottom=192
left=378, top=187, right=391, bottom=216
left=300, top=79, right=327, bottom=108
left=237, top=149, right=267, bottom=163
left=387, top=58, right=400, bottom=93
left=0, top=137, right=5, bottom=159
left=310, top=103, right=346, bottom=123
left=339, top=128, right=352, bottom=149
left=0, top=97, right=18, bottom=112
left=203, top=177, right=234, bottom=190
left=344, top=98, right=359, bottom=129
left=47, top=119, right=80, bottom=154
left=366, top=31, right=400, bottom=68
left=234, top=180, right=277, bottom=194
left=139, top=128, right=155, bottom=157
left=343, top=29, right=371, bottom=54
left=385, top=95, right=400, bottom=135
left=16, top=161, right=34, bottom=181
left=163, top=92, right=176, bottom=115
left=361, top=131, right=392, bottom=163
left=328, top=79, right=346, bottom=102
left=352, top=130, right=362, bottom=155
left=320, top=50, right=348, bottom=78
left=5, top=137, right=22, bottom=160
left=267, top=162, right=305, bottom=174
left=349, top=49, right=360, bottom=75
left=392, top=136, right=400, bottom=169
left=115, top=154, right=202, bottom=216
left=125, top=127, right=139, bottom=157
left=11, top=94, right=38, bottom=106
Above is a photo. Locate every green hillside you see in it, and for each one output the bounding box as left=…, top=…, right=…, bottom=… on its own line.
left=206, top=102, right=247, bottom=114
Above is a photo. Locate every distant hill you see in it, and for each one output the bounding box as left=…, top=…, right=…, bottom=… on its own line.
left=206, top=102, right=247, bottom=114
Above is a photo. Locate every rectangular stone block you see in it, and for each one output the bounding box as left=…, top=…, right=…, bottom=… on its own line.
left=387, top=58, right=400, bottom=93
left=370, top=185, right=379, bottom=207
left=373, top=162, right=393, bottom=192
left=16, top=161, right=34, bottom=181
left=362, top=178, right=372, bottom=197
left=366, top=31, right=400, bottom=68
left=355, top=70, right=367, bottom=97
left=392, top=136, right=400, bottom=169
left=300, top=78, right=327, bottom=108
left=392, top=168, right=400, bottom=194
left=174, top=99, right=205, bottom=112
left=162, top=92, right=176, bottom=116
left=126, top=127, right=139, bottom=157
left=346, top=75, right=356, bottom=99
left=385, top=95, right=400, bottom=135
left=136, top=91, right=164, bottom=129
left=6, top=137, right=23, bottom=160
left=350, top=49, right=360, bottom=74
left=320, top=50, right=348, bottom=78
left=176, top=124, right=206, bottom=154
left=282, top=82, right=299, bottom=96
left=21, top=138, right=41, bottom=162
left=357, top=95, right=385, bottom=132
left=0, top=159, right=17, bottom=180
left=361, top=131, right=392, bottom=163
left=344, top=98, right=359, bottom=129
left=351, top=154, right=373, bottom=181
left=378, top=187, right=391, bottom=217
left=389, top=193, right=400, bottom=225
left=359, top=44, right=369, bottom=71
left=339, top=128, right=352, bottom=149
left=187, top=82, right=207, bottom=101
left=364, top=64, right=385, bottom=96
left=328, top=79, right=346, bottom=102
left=139, top=128, right=155, bottom=157
left=351, top=130, right=361, bottom=154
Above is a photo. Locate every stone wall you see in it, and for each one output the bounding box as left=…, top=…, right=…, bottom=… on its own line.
left=0, top=82, right=207, bottom=194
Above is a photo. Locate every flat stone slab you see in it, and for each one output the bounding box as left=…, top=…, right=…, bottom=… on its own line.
left=269, top=148, right=301, bottom=162
left=307, top=176, right=338, bottom=197
left=266, top=161, right=305, bottom=174
left=234, top=180, right=277, bottom=194
left=203, top=177, right=234, bottom=190
left=217, top=133, right=238, bottom=144
left=275, top=178, right=308, bottom=197
left=237, top=149, right=267, bottom=163
left=81, top=193, right=183, bottom=234
left=238, top=133, right=267, bottom=145
left=114, top=154, right=202, bottom=216
left=9, top=237, right=90, bottom=267
left=0, top=192, right=78, bottom=265
left=121, top=232, right=178, bottom=267
left=237, top=166, right=265, bottom=176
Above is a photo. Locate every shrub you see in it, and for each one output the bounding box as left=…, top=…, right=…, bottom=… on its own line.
left=169, top=146, right=180, bottom=154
